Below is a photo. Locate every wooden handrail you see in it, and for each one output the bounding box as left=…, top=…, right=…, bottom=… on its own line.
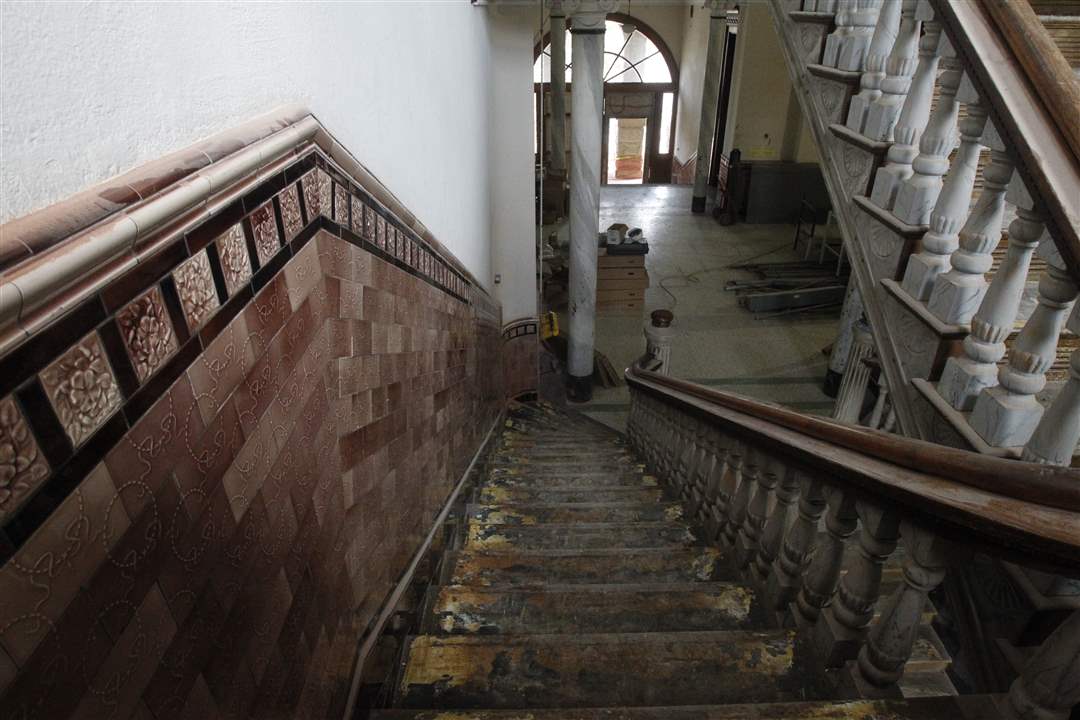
left=932, top=0, right=1080, bottom=279
left=626, top=365, right=1080, bottom=571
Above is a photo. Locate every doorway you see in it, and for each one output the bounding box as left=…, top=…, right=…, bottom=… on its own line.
left=606, top=117, right=648, bottom=184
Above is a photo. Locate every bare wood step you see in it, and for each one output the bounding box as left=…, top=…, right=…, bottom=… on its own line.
left=373, top=694, right=1004, bottom=719
left=484, top=470, right=656, bottom=489
left=476, top=485, right=665, bottom=505
left=462, top=521, right=696, bottom=551
left=423, top=582, right=759, bottom=635
left=466, top=502, right=685, bottom=526
left=394, top=630, right=811, bottom=709
left=440, top=547, right=729, bottom=587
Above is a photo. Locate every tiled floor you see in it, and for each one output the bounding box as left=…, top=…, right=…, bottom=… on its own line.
left=545, top=184, right=840, bottom=430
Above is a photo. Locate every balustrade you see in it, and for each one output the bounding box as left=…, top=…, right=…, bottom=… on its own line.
left=794, top=486, right=859, bottom=625
left=766, top=475, right=825, bottom=610
left=736, top=455, right=780, bottom=569
left=863, top=0, right=920, bottom=142
left=1022, top=304, right=1080, bottom=465
left=846, top=0, right=901, bottom=133
left=824, top=0, right=883, bottom=72
left=752, top=465, right=801, bottom=585
left=721, top=446, right=758, bottom=547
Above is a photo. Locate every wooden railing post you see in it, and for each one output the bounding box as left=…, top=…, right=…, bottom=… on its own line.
left=794, top=486, right=859, bottom=626
left=846, top=0, right=902, bottom=133
left=900, top=72, right=985, bottom=299
left=1002, top=610, right=1080, bottom=720
left=817, top=501, right=901, bottom=666
left=971, top=243, right=1079, bottom=447
left=870, top=4, right=943, bottom=211
left=938, top=175, right=1043, bottom=411
left=856, top=522, right=947, bottom=687
left=927, top=121, right=1014, bottom=325
left=768, top=475, right=826, bottom=612
left=863, top=0, right=920, bottom=142
left=1023, top=304, right=1080, bottom=465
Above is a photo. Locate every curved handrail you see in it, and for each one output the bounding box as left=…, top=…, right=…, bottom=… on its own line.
left=626, top=364, right=1080, bottom=571
left=932, top=0, right=1080, bottom=278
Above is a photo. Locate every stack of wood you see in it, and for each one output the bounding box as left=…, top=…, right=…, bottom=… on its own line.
left=597, top=225, right=649, bottom=317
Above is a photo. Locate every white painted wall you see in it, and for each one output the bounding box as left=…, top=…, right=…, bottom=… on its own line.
left=0, top=1, right=502, bottom=284
left=488, top=5, right=539, bottom=324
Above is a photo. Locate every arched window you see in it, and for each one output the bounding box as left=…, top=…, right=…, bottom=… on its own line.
left=534, top=19, right=676, bottom=85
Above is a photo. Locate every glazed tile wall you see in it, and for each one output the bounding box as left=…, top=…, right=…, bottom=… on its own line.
left=502, top=320, right=539, bottom=401
left=0, top=150, right=503, bottom=719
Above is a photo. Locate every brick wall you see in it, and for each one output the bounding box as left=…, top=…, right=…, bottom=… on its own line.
left=0, top=152, right=503, bottom=719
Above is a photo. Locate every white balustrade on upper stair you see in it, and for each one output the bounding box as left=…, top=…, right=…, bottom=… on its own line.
left=1021, top=303, right=1080, bottom=465
left=863, top=0, right=920, bottom=141
left=824, top=0, right=883, bottom=72
left=846, top=0, right=902, bottom=133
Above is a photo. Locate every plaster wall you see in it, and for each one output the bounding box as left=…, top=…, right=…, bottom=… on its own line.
left=0, top=1, right=495, bottom=283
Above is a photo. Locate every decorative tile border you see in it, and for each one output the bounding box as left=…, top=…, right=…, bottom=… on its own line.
left=0, top=146, right=488, bottom=557
left=502, top=318, right=539, bottom=401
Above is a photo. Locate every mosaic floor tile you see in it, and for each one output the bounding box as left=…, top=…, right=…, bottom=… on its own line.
left=174, top=249, right=220, bottom=332
left=0, top=395, right=50, bottom=523
left=250, top=201, right=281, bottom=267
left=117, top=286, right=179, bottom=383
left=216, top=224, right=252, bottom=297
left=279, top=184, right=304, bottom=242
left=40, top=332, right=123, bottom=447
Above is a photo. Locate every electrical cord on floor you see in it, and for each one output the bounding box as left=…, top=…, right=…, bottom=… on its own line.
left=656, top=240, right=793, bottom=311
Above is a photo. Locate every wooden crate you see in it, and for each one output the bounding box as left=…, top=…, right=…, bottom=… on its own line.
left=597, top=288, right=646, bottom=303
left=598, top=254, right=645, bottom=269
left=597, top=298, right=644, bottom=316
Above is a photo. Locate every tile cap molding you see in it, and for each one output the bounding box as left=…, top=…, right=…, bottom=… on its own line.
left=0, top=105, right=491, bottom=359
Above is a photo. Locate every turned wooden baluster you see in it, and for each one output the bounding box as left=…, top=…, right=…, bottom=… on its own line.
left=689, top=429, right=721, bottom=519
left=817, top=501, right=901, bottom=666
left=927, top=120, right=1014, bottom=325
left=937, top=175, right=1043, bottom=411
left=971, top=242, right=1079, bottom=447
left=846, top=0, right=901, bottom=133
left=900, top=74, right=986, bottom=299
left=1003, top=610, right=1080, bottom=720
left=857, top=522, right=947, bottom=687
left=823, top=0, right=855, bottom=67
left=634, top=396, right=656, bottom=468
left=627, top=393, right=643, bottom=452
left=892, top=38, right=962, bottom=227
left=753, top=464, right=801, bottom=586
left=706, top=438, right=742, bottom=541
left=863, top=0, right=920, bottom=142
left=768, top=476, right=826, bottom=611
left=1023, top=304, right=1080, bottom=465
left=722, top=446, right=759, bottom=548
left=825, top=0, right=882, bottom=72
left=658, top=405, right=682, bottom=480
left=794, top=486, right=859, bottom=626
left=870, top=4, right=943, bottom=211
left=737, top=454, right=781, bottom=569
left=674, top=415, right=703, bottom=500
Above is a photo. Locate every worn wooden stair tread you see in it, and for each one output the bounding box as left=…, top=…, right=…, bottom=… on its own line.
left=484, top=470, right=656, bottom=488
left=462, top=520, right=697, bottom=550
left=394, top=630, right=811, bottom=709
left=423, top=582, right=759, bottom=635
left=374, top=694, right=1003, bottom=719
left=466, top=502, right=685, bottom=525
left=475, top=485, right=666, bottom=504
left=440, top=547, right=729, bottom=586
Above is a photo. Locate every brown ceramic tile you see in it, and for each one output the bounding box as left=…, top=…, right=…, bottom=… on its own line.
left=0, top=394, right=51, bottom=524
left=214, top=224, right=252, bottom=297
left=173, top=249, right=220, bottom=332
left=116, top=285, right=180, bottom=384
left=40, top=331, right=124, bottom=447
left=248, top=201, right=280, bottom=267
left=187, top=309, right=254, bottom=428
left=333, top=183, right=348, bottom=226
left=301, top=168, right=331, bottom=221
left=279, top=184, right=304, bottom=242
left=282, top=235, right=321, bottom=312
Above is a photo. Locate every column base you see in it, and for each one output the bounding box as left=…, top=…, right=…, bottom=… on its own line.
left=567, top=373, right=593, bottom=403
left=691, top=195, right=707, bottom=214
left=823, top=368, right=843, bottom=397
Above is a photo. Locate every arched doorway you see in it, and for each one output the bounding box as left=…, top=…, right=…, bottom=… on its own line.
left=534, top=13, right=679, bottom=184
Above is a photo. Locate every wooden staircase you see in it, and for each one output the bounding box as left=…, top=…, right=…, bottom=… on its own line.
left=367, top=402, right=995, bottom=719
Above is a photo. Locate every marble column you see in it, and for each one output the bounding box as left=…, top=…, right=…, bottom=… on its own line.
left=692, top=1, right=728, bottom=214
left=567, top=1, right=614, bottom=401
left=549, top=1, right=568, bottom=177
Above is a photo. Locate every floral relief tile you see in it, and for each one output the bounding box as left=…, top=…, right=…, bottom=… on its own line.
left=173, top=250, right=219, bottom=332
left=280, top=184, right=304, bottom=242
left=350, top=196, right=364, bottom=237
left=334, top=184, right=348, bottom=226
left=363, top=205, right=375, bottom=241
left=40, top=332, right=123, bottom=447
left=216, top=224, right=252, bottom=297
left=0, top=395, right=50, bottom=523
left=376, top=216, right=386, bottom=251
left=117, top=286, right=179, bottom=384
left=250, top=201, right=280, bottom=267
left=301, top=169, right=332, bottom=220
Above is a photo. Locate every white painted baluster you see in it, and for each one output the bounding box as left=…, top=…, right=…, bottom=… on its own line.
left=927, top=121, right=1014, bottom=324
left=893, top=39, right=963, bottom=227
left=833, top=319, right=875, bottom=423
left=938, top=175, right=1043, bottom=411
left=827, top=0, right=883, bottom=71
left=1003, top=610, right=1080, bottom=720
left=863, top=0, right=920, bottom=142
left=971, top=242, right=1079, bottom=447
left=1023, top=304, right=1080, bottom=465
left=870, top=4, right=943, bottom=211
left=846, top=0, right=902, bottom=133
left=823, top=0, right=856, bottom=67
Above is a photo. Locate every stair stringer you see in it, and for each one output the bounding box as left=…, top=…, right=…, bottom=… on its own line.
left=766, top=0, right=926, bottom=441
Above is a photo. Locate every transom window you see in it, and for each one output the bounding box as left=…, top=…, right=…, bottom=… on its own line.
left=534, top=20, right=674, bottom=85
